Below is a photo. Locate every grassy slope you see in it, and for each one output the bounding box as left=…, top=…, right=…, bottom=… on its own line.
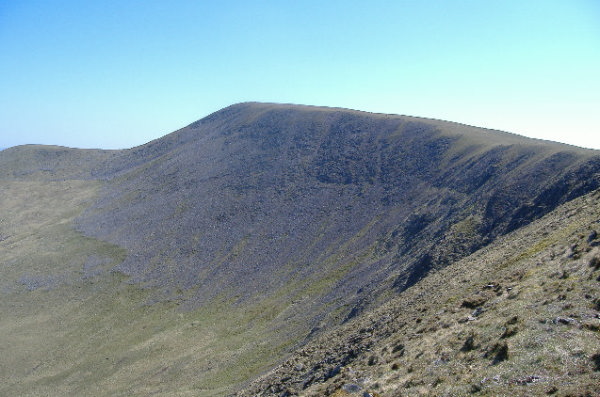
left=238, top=189, right=600, bottom=397
left=4, top=180, right=598, bottom=397
left=0, top=145, right=119, bottom=180
left=0, top=180, right=307, bottom=396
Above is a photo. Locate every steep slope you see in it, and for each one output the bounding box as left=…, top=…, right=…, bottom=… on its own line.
left=1, top=102, right=600, bottom=396
left=77, top=103, right=600, bottom=316
left=237, top=188, right=600, bottom=397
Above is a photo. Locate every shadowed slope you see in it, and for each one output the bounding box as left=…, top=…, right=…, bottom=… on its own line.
left=78, top=103, right=600, bottom=315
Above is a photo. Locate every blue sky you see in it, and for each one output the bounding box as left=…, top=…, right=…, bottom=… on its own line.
left=1, top=1, right=599, bottom=150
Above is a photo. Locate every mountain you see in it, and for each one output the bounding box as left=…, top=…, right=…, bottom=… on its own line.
left=1, top=102, right=599, bottom=396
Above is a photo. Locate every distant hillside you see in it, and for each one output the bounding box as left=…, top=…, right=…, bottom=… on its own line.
left=0, top=144, right=118, bottom=180
left=78, top=103, right=599, bottom=313
left=1, top=102, right=599, bottom=396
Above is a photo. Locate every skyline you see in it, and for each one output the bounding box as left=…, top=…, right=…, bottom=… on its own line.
left=1, top=1, right=599, bottom=150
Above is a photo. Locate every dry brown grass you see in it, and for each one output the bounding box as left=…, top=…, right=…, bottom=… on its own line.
left=239, top=190, right=600, bottom=396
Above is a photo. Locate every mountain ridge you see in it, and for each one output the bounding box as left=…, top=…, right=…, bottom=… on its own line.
left=76, top=102, right=600, bottom=301
left=1, top=102, right=599, bottom=396
left=237, top=188, right=600, bottom=396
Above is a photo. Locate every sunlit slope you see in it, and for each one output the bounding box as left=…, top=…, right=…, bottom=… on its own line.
left=0, top=180, right=307, bottom=396
left=238, top=189, right=600, bottom=397
left=0, top=145, right=119, bottom=180
left=1, top=102, right=600, bottom=395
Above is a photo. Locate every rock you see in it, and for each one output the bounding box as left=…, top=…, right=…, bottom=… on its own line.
left=471, top=307, right=484, bottom=317
left=510, top=375, right=540, bottom=385
left=367, top=355, right=378, bottom=366
left=391, top=343, right=405, bottom=356
left=325, top=365, right=341, bottom=379
left=589, top=255, right=600, bottom=270
left=461, top=295, right=488, bottom=309
left=500, top=325, right=518, bottom=339
left=460, top=333, right=476, bottom=352
left=486, top=342, right=509, bottom=364
left=342, top=383, right=362, bottom=393
left=591, top=353, right=600, bottom=371
left=553, top=317, right=576, bottom=325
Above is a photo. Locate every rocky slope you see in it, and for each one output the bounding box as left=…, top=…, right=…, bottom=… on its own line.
left=237, top=189, right=600, bottom=397
left=78, top=103, right=600, bottom=315
left=1, top=102, right=599, bottom=396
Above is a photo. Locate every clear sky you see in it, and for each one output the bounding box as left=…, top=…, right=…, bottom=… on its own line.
left=1, top=1, right=599, bottom=150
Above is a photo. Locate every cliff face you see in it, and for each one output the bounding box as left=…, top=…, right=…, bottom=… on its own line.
left=1, top=102, right=599, bottom=396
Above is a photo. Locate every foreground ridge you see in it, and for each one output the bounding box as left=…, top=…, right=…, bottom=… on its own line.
left=237, top=189, right=600, bottom=396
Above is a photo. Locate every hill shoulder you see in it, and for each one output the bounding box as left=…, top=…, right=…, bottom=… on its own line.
left=238, top=189, right=600, bottom=396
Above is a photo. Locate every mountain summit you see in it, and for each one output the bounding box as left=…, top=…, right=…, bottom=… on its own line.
left=80, top=102, right=600, bottom=305
left=1, top=103, right=599, bottom=396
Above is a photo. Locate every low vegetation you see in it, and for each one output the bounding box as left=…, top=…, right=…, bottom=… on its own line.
left=1, top=103, right=599, bottom=395
left=238, top=189, right=600, bottom=396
